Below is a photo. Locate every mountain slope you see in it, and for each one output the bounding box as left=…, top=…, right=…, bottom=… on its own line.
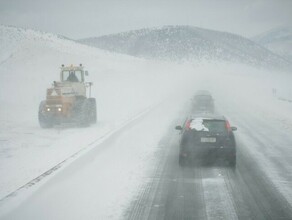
left=252, top=27, right=292, bottom=62
left=79, top=25, right=292, bottom=70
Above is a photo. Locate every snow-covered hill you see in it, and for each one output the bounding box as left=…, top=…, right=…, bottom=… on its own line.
left=252, top=27, right=292, bottom=62
left=79, top=25, right=292, bottom=70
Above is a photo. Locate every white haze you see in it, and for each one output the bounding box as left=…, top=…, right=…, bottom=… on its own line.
left=1, top=25, right=292, bottom=219
left=1, top=0, right=292, bottom=39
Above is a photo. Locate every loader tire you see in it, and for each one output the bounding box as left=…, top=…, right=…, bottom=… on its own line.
left=88, top=98, right=97, bottom=124
left=38, top=101, right=53, bottom=128
left=77, top=99, right=90, bottom=127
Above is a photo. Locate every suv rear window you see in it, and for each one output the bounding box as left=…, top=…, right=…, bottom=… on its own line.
left=189, top=119, right=226, bottom=133
left=195, top=95, right=212, bottom=101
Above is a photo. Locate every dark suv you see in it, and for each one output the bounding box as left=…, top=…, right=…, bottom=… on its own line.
left=192, top=90, right=214, bottom=113
left=175, top=114, right=237, bottom=167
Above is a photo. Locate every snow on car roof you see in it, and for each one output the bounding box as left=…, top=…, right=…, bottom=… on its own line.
left=189, top=118, right=209, bottom=131
left=194, top=90, right=212, bottom=96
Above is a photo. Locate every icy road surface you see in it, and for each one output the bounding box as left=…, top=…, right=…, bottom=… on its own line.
left=125, top=99, right=292, bottom=220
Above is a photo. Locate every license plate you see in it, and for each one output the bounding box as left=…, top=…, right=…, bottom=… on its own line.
left=201, top=137, right=216, bottom=143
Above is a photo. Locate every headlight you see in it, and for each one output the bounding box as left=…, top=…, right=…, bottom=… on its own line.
left=46, top=108, right=51, bottom=112
left=58, top=107, right=62, bottom=112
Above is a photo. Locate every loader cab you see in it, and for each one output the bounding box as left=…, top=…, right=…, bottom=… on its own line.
left=62, top=70, right=84, bottom=82
left=60, top=65, right=86, bottom=83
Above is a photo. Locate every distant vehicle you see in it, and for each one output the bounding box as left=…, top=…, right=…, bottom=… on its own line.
left=175, top=114, right=237, bottom=167
left=191, top=90, right=214, bottom=113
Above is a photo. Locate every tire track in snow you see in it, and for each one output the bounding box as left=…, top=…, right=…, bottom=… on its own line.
left=201, top=168, right=238, bottom=220
left=216, top=98, right=292, bottom=219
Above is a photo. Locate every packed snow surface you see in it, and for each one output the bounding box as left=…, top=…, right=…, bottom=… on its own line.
left=1, top=25, right=292, bottom=219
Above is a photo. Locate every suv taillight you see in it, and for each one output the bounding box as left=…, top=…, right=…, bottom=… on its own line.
left=225, top=120, right=231, bottom=132
left=185, top=120, right=192, bottom=130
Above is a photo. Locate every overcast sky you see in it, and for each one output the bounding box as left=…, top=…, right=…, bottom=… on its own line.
left=0, top=0, right=291, bottom=39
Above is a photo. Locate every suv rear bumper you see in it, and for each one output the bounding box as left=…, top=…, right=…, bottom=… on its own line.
left=180, top=144, right=235, bottom=159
